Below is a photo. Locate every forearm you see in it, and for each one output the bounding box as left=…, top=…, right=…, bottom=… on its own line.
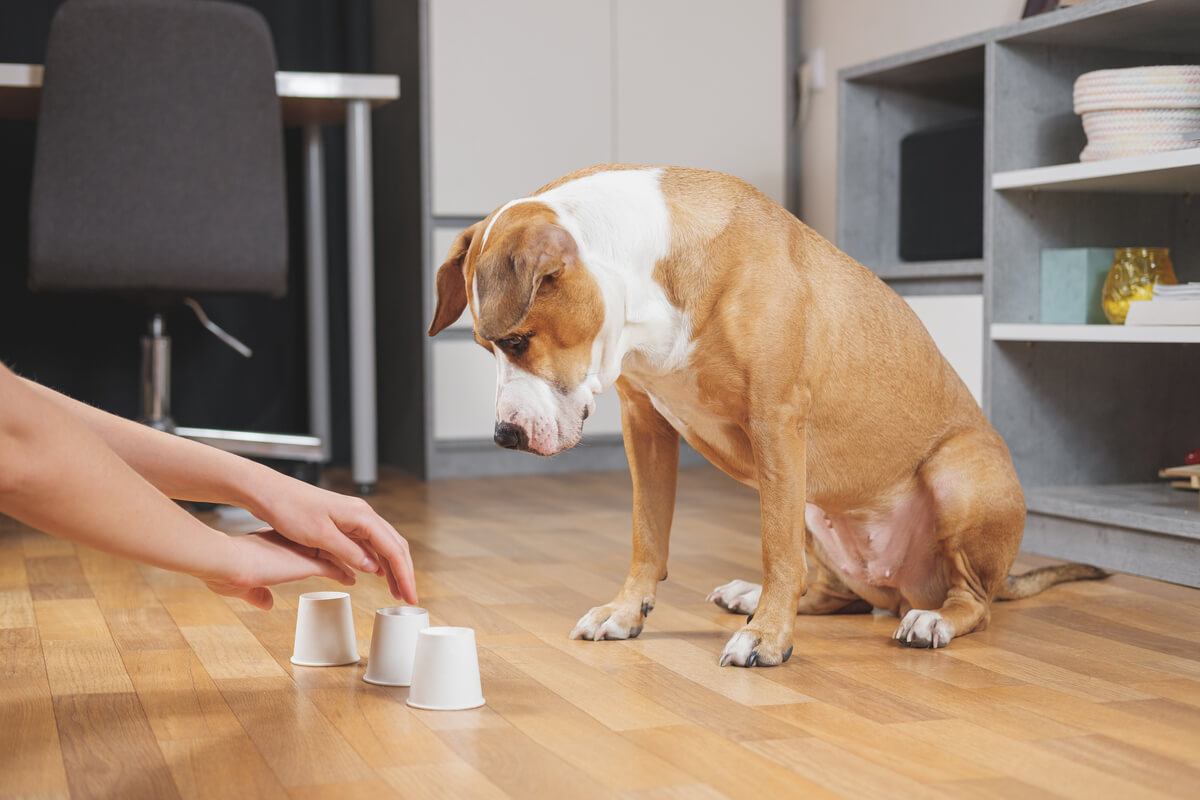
left=0, top=375, right=239, bottom=583
left=18, top=376, right=282, bottom=514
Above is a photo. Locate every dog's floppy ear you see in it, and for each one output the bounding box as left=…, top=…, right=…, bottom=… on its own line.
left=475, top=222, right=578, bottom=341
left=429, top=222, right=481, bottom=337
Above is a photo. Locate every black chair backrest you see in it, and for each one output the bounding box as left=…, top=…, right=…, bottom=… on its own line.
left=29, top=0, right=287, bottom=296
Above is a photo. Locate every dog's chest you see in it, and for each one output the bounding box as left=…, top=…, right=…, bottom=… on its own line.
left=623, top=368, right=756, bottom=485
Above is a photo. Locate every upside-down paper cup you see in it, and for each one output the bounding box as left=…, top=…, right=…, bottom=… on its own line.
left=406, top=627, right=486, bottom=711
left=290, top=591, right=360, bottom=667
left=363, top=606, right=429, bottom=686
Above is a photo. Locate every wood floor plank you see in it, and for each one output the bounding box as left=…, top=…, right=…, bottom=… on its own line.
left=179, top=624, right=289, bottom=681
left=623, top=637, right=816, bottom=706
left=1037, top=733, right=1200, bottom=797
left=122, top=649, right=243, bottom=741
left=0, top=586, right=36, bottom=629
left=758, top=700, right=998, bottom=782
left=490, top=642, right=688, bottom=731
left=378, top=764, right=509, bottom=800
left=482, top=676, right=695, bottom=790
left=6, top=464, right=1200, bottom=798
left=103, top=605, right=190, bottom=652
left=435, top=726, right=616, bottom=800
left=892, top=718, right=1181, bottom=800
left=604, top=662, right=809, bottom=741
left=305, top=686, right=462, bottom=768
left=286, top=779, right=398, bottom=799
left=54, top=692, right=180, bottom=800
left=75, top=545, right=162, bottom=610
left=745, top=736, right=954, bottom=799
left=0, top=628, right=70, bottom=799
left=623, top=724, right=841, bottom=800
left=978, top=685, right=1200, bottom=763
left=216, top=677, right=375, bottom=787
left=940, top=637, right=1154, bottom=701
left=158, top=737, right=289, bottom=800
left=35, top=598, right=135, bottom=696
left=829, top=658, right=1081, bottom=740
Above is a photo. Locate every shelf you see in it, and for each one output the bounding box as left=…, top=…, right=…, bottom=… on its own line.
left=1026, top=483, right=1200, bottom=541
left=992, top=148, right=1200, bottom=194
left=870, top=259, right=983, bottom=281
left=991, top=323, right=1200, bottom=343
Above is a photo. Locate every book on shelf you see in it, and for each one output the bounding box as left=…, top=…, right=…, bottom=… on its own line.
left=1124, top=282, right=1200, bottom=326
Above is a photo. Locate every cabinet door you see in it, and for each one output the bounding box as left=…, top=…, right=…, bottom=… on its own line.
left=614, top=0, right=787, bottom=204
left=429, top=0, right=614, bottom=217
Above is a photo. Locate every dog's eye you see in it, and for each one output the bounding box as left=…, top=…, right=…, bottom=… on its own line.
left=498, top=333, right=530, bottom=354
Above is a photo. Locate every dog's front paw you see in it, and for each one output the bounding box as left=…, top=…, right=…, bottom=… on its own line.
left=706, top=579, right=762, bottom=615
left=893, top=609, right=955, bottom=648
left=718, top=626, right=794, bottom=668
left=569, top=602, right=645, bottom=641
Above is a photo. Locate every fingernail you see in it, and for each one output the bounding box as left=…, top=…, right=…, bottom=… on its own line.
left=361, top=556, right=379, bottom=572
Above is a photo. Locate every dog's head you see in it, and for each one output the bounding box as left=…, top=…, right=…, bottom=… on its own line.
left=428, top=202, right=605, bottom=456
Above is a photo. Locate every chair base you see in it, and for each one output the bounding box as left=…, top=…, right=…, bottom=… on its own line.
left=140, top=311, right=327, bottom=465
left=176, top=427, right=326, bottom=463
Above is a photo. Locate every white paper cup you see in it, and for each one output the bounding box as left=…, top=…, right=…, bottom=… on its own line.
left=290, top=591, right=360, bottom=667
left=406, top=627, right=486, bottom=711
left=363, top=606, right=429, bottom=686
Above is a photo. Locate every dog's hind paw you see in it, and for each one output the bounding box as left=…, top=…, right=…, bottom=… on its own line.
left=569, top=602, right=645, bottom=641
left=707, top=579, right=762, bottom=615
left=893, top=609, right=955, bottom=649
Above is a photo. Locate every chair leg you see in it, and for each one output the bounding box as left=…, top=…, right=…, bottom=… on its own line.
left=140, top=312, right=174, bottom=432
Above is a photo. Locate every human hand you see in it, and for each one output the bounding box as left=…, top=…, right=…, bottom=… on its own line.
left=204, top=528, right=357, bottom=610
left=248, top=476, right=418, bottom=605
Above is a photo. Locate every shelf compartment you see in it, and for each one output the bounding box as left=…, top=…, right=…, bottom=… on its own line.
left=1027, top=483, right=1200, bottom=541
left=1022, top=483, right=1200, bottom=587
left=991, top=323, right=1200, bottom=343
left=993, top=148, right=1200, bottom=194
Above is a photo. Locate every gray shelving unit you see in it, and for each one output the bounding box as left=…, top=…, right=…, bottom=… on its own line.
left=838, top=0, right=1200, bottom=588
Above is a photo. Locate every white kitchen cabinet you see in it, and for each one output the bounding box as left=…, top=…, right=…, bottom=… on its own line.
left=428, top=0, right=614, bottom=217
left=614, top=0, right=787, bottom=204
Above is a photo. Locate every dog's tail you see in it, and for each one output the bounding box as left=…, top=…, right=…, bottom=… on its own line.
left=995, top=562, right=1111, bottom=601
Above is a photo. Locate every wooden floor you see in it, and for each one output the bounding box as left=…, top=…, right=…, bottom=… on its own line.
left=3, top=464, right=1200, bottom=799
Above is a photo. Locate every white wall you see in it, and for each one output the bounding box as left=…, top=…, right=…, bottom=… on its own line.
left=798, top=0, right=1025, bottom=239
left=799, top=1, right=1025, bottom=406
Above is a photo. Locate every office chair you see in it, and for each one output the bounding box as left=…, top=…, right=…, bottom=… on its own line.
left=29, top=0, right=321, bottom=464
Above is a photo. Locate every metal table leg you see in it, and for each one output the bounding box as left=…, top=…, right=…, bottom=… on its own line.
left=303, top=123, right=332, bottom=462
left=346, top=99, right=378, bottom=493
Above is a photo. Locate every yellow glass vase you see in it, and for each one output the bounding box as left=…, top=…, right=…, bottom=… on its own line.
left=1102, top=247, right=1178, bottom=324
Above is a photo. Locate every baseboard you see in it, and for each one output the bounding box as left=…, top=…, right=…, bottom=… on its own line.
left=430, top=436, right=708, bottom=479
left=1021, top=510, right=1200, bottom=588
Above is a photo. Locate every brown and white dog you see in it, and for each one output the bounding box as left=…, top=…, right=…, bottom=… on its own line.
left=429, top=165, right=1106, bottom=667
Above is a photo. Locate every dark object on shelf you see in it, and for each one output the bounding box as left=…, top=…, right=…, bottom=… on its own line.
left=1022, top=0, right=1060, bottom=17
left=1186, top=449, right=1200, bottom=466
left=899, top=117, right=983, bottom=262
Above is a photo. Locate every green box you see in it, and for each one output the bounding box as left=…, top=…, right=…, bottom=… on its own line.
left=1040, top=248, right=1112, bottom=324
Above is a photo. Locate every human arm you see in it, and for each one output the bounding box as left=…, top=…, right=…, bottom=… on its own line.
left=17, top=373, right=416, bottom=603
left=0, top=363, right=354, bottom=609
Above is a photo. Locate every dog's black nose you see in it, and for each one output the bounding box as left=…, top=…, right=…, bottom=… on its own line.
left=493, top=422, right=527, bottom=450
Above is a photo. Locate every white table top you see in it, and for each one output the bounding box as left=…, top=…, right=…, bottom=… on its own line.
left=0, top=63, right=399, bottom=124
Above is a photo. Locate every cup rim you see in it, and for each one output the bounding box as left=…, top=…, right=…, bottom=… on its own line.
left=406, top=696, right=486, bottom=711
left=377, top=606, right=428, bottom=617
left=419, top=626, right=473, bottom=637
left=299, top=591, right=350, bottom=601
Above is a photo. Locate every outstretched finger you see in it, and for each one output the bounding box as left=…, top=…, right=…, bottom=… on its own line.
left=335, top=511, right=417, bottom=603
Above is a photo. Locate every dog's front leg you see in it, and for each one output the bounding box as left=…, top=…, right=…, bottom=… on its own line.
left=720, top=392, right=809, bottom=667
left=571, top=379, right=677, bottom=641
